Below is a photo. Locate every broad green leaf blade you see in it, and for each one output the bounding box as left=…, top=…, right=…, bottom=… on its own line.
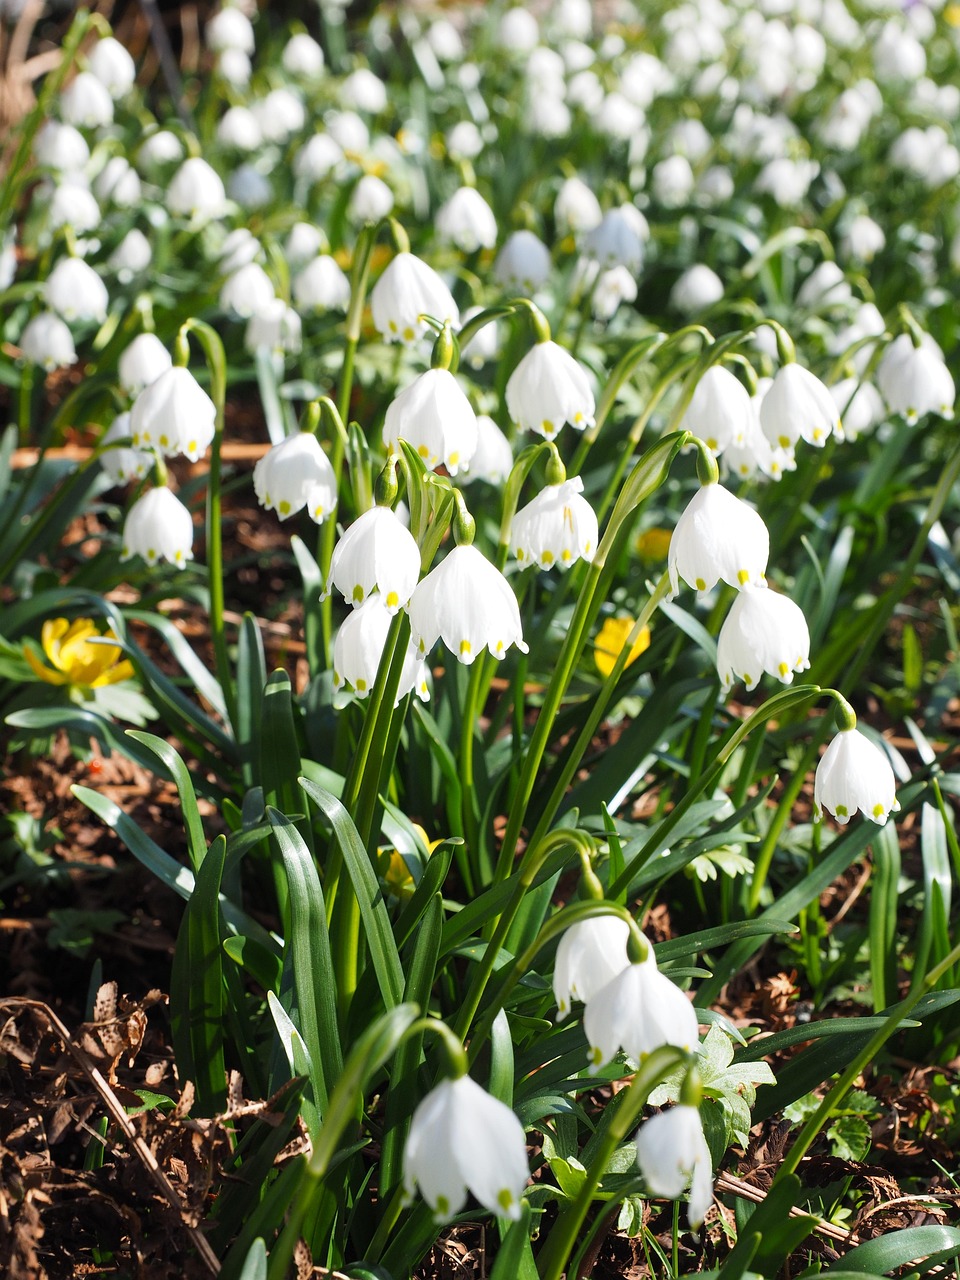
left=237, top=1239, right=267, bottom=1280
left=721, top=1175, right=815, bottom=1278
left=261, top=672, right=311, bottom=850
left=299, top=777, right=405, bottom=1009
left=236, top=613, right=267, bottom=789
left=127, top=730, right=208, bottom=872
left=491, top=1203, right=536, bottom=1280
left=170, top=834, right=227, bottom=1115
left=830, top=1225, right=960, bottom=1274
left=223, top=935, right=283, bottom=993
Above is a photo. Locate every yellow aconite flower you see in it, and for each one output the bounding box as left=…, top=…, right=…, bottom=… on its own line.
left=25, top=618, right=134, bottom=688
left=635, top=527, right=672, bottom=564
left=379, top=824, right=441, bottom=901
left=946, top=3, right=960, bottom=25
left=594, top=616, right=651, bottom=678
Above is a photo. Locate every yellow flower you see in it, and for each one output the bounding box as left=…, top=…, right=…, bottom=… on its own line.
left=635, top=526, right=672, bottom=564
left=946, top=3, right=960, bottom=26
left=378, top=824, right=442, bottom=902
left=594, top=616, right=651, bottom=678
left=25, top=617, right=135, bottom=689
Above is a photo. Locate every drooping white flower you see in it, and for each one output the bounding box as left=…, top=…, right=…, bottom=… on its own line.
left=409, top=544, right=527, bottom=665
left=635, top=1106, right=714, bottom=1230
left=0, top=233, right=15, bottom=291
left=292, top=255, right=351, bottom=312
left=382, top=369, right=478, bottom=476
left=219, top=262, right=276, bottom=318
left=583, top=948, right=700, bottom=1073
left=592, top=266, right=638, bottom=322
left=206, top=7, right=255, bottom=53
left=61, top=72, right=114, bottom=128
left=370, top=252, right=459, bottom=346
left=670, top=264, right=724, bottom=315
left=759, top=363, right=842, bottom=450
left=87, top=37, right=136, bottom=97
left=716, top=584, right=811, bottom=693
left=876, top=334, right=955, bottom=424
left=796, top=261, right=852, bottom=311
left=119, top=334, right=173, bottom=397
left=668, top=483, right=768, bottom=598
left=325, top=109, right=369, bottom=154
left=461, top=415, right=513, bottom=486
left=332, top=595, right=428, bottom=706
left=403, top=1074, right=529, bottom=1222
left=34, top=121, right=89, bottom=171
left=436, top=188, right=498, bottom=253
left=326, top=505, right=421, bottom=611
left=348, top=173, right=394, bottom=224
left=245, top=299, right=302, bottom=357
left=460, top=307, right=500, bottom=369
left=228, top=164, right=272, bottom=210
left=47, top=182, right=101, bottom=235
left=100, top=413, right=150, bottom=484
left=555, top=176, right=602, bottom=235
left=652, top=154, right=695, bottom=207
left=815, top=727, right=901, bottom=825
left=506, top=341, right=595, bottom=439
left=829, top=377, right=885, bottom=442
left=217, top=105, right=262, bottom=151
left=94, top=156, right=141, bottom=207
left=497, top=6, right=540, bottom=52
left=218, top=228, right=261, bottom=274
left=167, top=157, right=227, bottom=220
left=285, top=223, right=326, bottom=270
left=843, top=214, right=885, bottom=264
left=121, top=486, right=195, bottom=568
left=294, top=133, right=344, bottom=184
left=446, top=120, right=484, bottom=162
left=554, top=916, right=630, bottom=1020
left=494, top=230, right=552, bottom=293
left=340, top=67, right=388, bottom=114
left=130, top=366, right=216, bottom=463
left=109, top=229, right=151, bottom=279
left=679, top=365, right=753, bottom=456
left=512, top=477, right=598, bottom=571
left=583, top=206, right=647, bottom=273
left=253, top=432, right=336, bottom=523
left=723, top=381, right=795, bottom=482
left=45, top=258, right=108, bottom=324
left=282, top=32, right=325, bottom=78
left=20, top=313, right=76, bottom=369
left=137, top=129, right=184, bottom=172
left=251, top=88, right=306, bottom=142
left=218, top=47, right=251, bottom=86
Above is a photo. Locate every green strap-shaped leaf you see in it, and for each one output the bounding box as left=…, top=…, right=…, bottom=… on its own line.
left=491, top=1203, right=536, bottom=1280
left=236, top=613, right=267, bottom=789
left=719, top=1174, right=815, bottom=1278
left=170, top=834, right=228, bottom=1116
left=267, top=808, right=342, bottom=1116
left=261, top=672, right=311, bottom=851
left=235, top=1239, right=267, bottom=1280
left=828, top=1225, right=960, bottom=1275
left=299, top=777, right=405, bottom=1009
left=127, top=731, right=207, bottom=873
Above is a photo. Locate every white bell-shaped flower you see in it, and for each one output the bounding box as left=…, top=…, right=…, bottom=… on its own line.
left=61, top=72, right=114, bottom=128
left=829, top=377, right=885, bottom=442
left=292, top=254, right=351, bottom=312
left=218, top=228, right=261, bottom=274
left=876, top=333, right=955, bottom=423
left=592, top=266, right=638, bottom=321
left=680, top=366, right=754, bottom=457
left=583, top=205, right=646, bottom=272
left=506, top=341, right=595, bottom=439
left=669, top=483, right=768, bottom=598
left=45, top=258, right=108, bottom=324
left=493, top=230, right=552, bottom=292
left=285, top=222, right=326, bottom=269
left=511, top=477, right=598, bottom=571
left=282, top=32, right=325, bottom=78
left=670, top=264, right=724, bottom=314
left=35, top=121, right=89, bottom=171
left=94, top=156, right=141, bottom=207
left=555, top=175, right=602, bottom=234
left=217, top=105, right=262, bottom=151
left=47, top=181, right=101, bottom=235
left=814, top=727, right=901, bottom=825
left=583, top=948, right=700, bottom=1073
left=219, top=263, right=276, bottom=318
left=109, top=229, right=152, bottom=278
left=20, top=313, right=76, bottom=369
left=253, top=432, right=336, bottom=523
left=635, top=1106, right=714, bottom=1230
left=446, top=120, right=484, bottom=161
left=348, top=174, right=394, bottom=224
left=460, top=308, right=500, bottom=369
left=332, top=596, right=428, bottom=706
left=716, top=584, right=811, bottom=693
left=206, top=7, right=255, bottom=53
left=218, top=48, right=251, bottom=87
left=228, top=164, right=272, bottom=209
left=119, top=334, right=173, bottom=397
left=403, top=1074, right=529, bottom=1222
left=167, top=157, right=227, bottom=220
left=137, top=129, right=184, bottom=172
left=100, top=413, right=150, bottom=484
left=130, top=366, right=216, bottom=463
left=409, top=544, right=528, bottom=664
left=436, top=187, right=498, bottom=253
left=341, top=67, right=388, bottom=114
left=760, top=363, right=842, bottom=450
left=121, top=486, right=194, bottom=568
left=87, top=37, right=136, bottom=97
left=554, top=916, right=630, bottom=1020
left=461, top=415, right=513, bottom=485
left=294, top=133, right=344, bottom=184
left=371, top=252, right=459, bottom=346
left=0, top=233, right=15, bottom=291
left=382, top=369, right=478, bottom=476
left=326, top=505, right=421, bottom=611
left=245, top=299, right=302, bottom=356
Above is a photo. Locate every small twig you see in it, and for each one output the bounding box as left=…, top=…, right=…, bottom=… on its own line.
left=715, top=1171, right=862, bottom=1247
left=0, top=996, right=221, bottom=1276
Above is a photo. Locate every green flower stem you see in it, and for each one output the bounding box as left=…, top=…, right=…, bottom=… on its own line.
left=17, top=364, right=33, bottom=447
left=775, top=935, right=960, bottom=1184
left=568, top=332, right=669, bottom=475
left=454, top=830, right=596, bottom=1043
left=609, top=684, right=824, bottom=901
left=524, top=573, right=671, bottom=860
left=494, top=433, right=690, bottom=888
left=180, top=319, right=234, bottom=732
left=459, top=653, right=491, bottom=885
left=536, top=1046, right=689, bottom=1280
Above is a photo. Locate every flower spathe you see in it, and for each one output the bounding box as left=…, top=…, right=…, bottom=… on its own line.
left=326, top=505, right=421, bottom=611
left=716, top=584, right=811, bottom=693
left=554, top=916, right=630, bottom=1020
left=370, top=251, right=459, bottom=346
left=409, top=544, right=528, bottom=665
left=402, top=1075, right=528, bottom=1222
left=815, top=727, right=901, bottom=825
left=121, top=487, right=194, bottom=569
left=511, top=476, right=598, bottom=571
left=583, top=946, right=700, bottom=1073
left=253, top=432, right=337, bottom=523
left=505, top=340, right=595, bottom=439
left=668, top=482, right=769, bottom=598
left=635, top=1106, right=714, bottom=1230
left=130, top=366, right=217, bottom=463
left=382, top=368, right=478, bottom=476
